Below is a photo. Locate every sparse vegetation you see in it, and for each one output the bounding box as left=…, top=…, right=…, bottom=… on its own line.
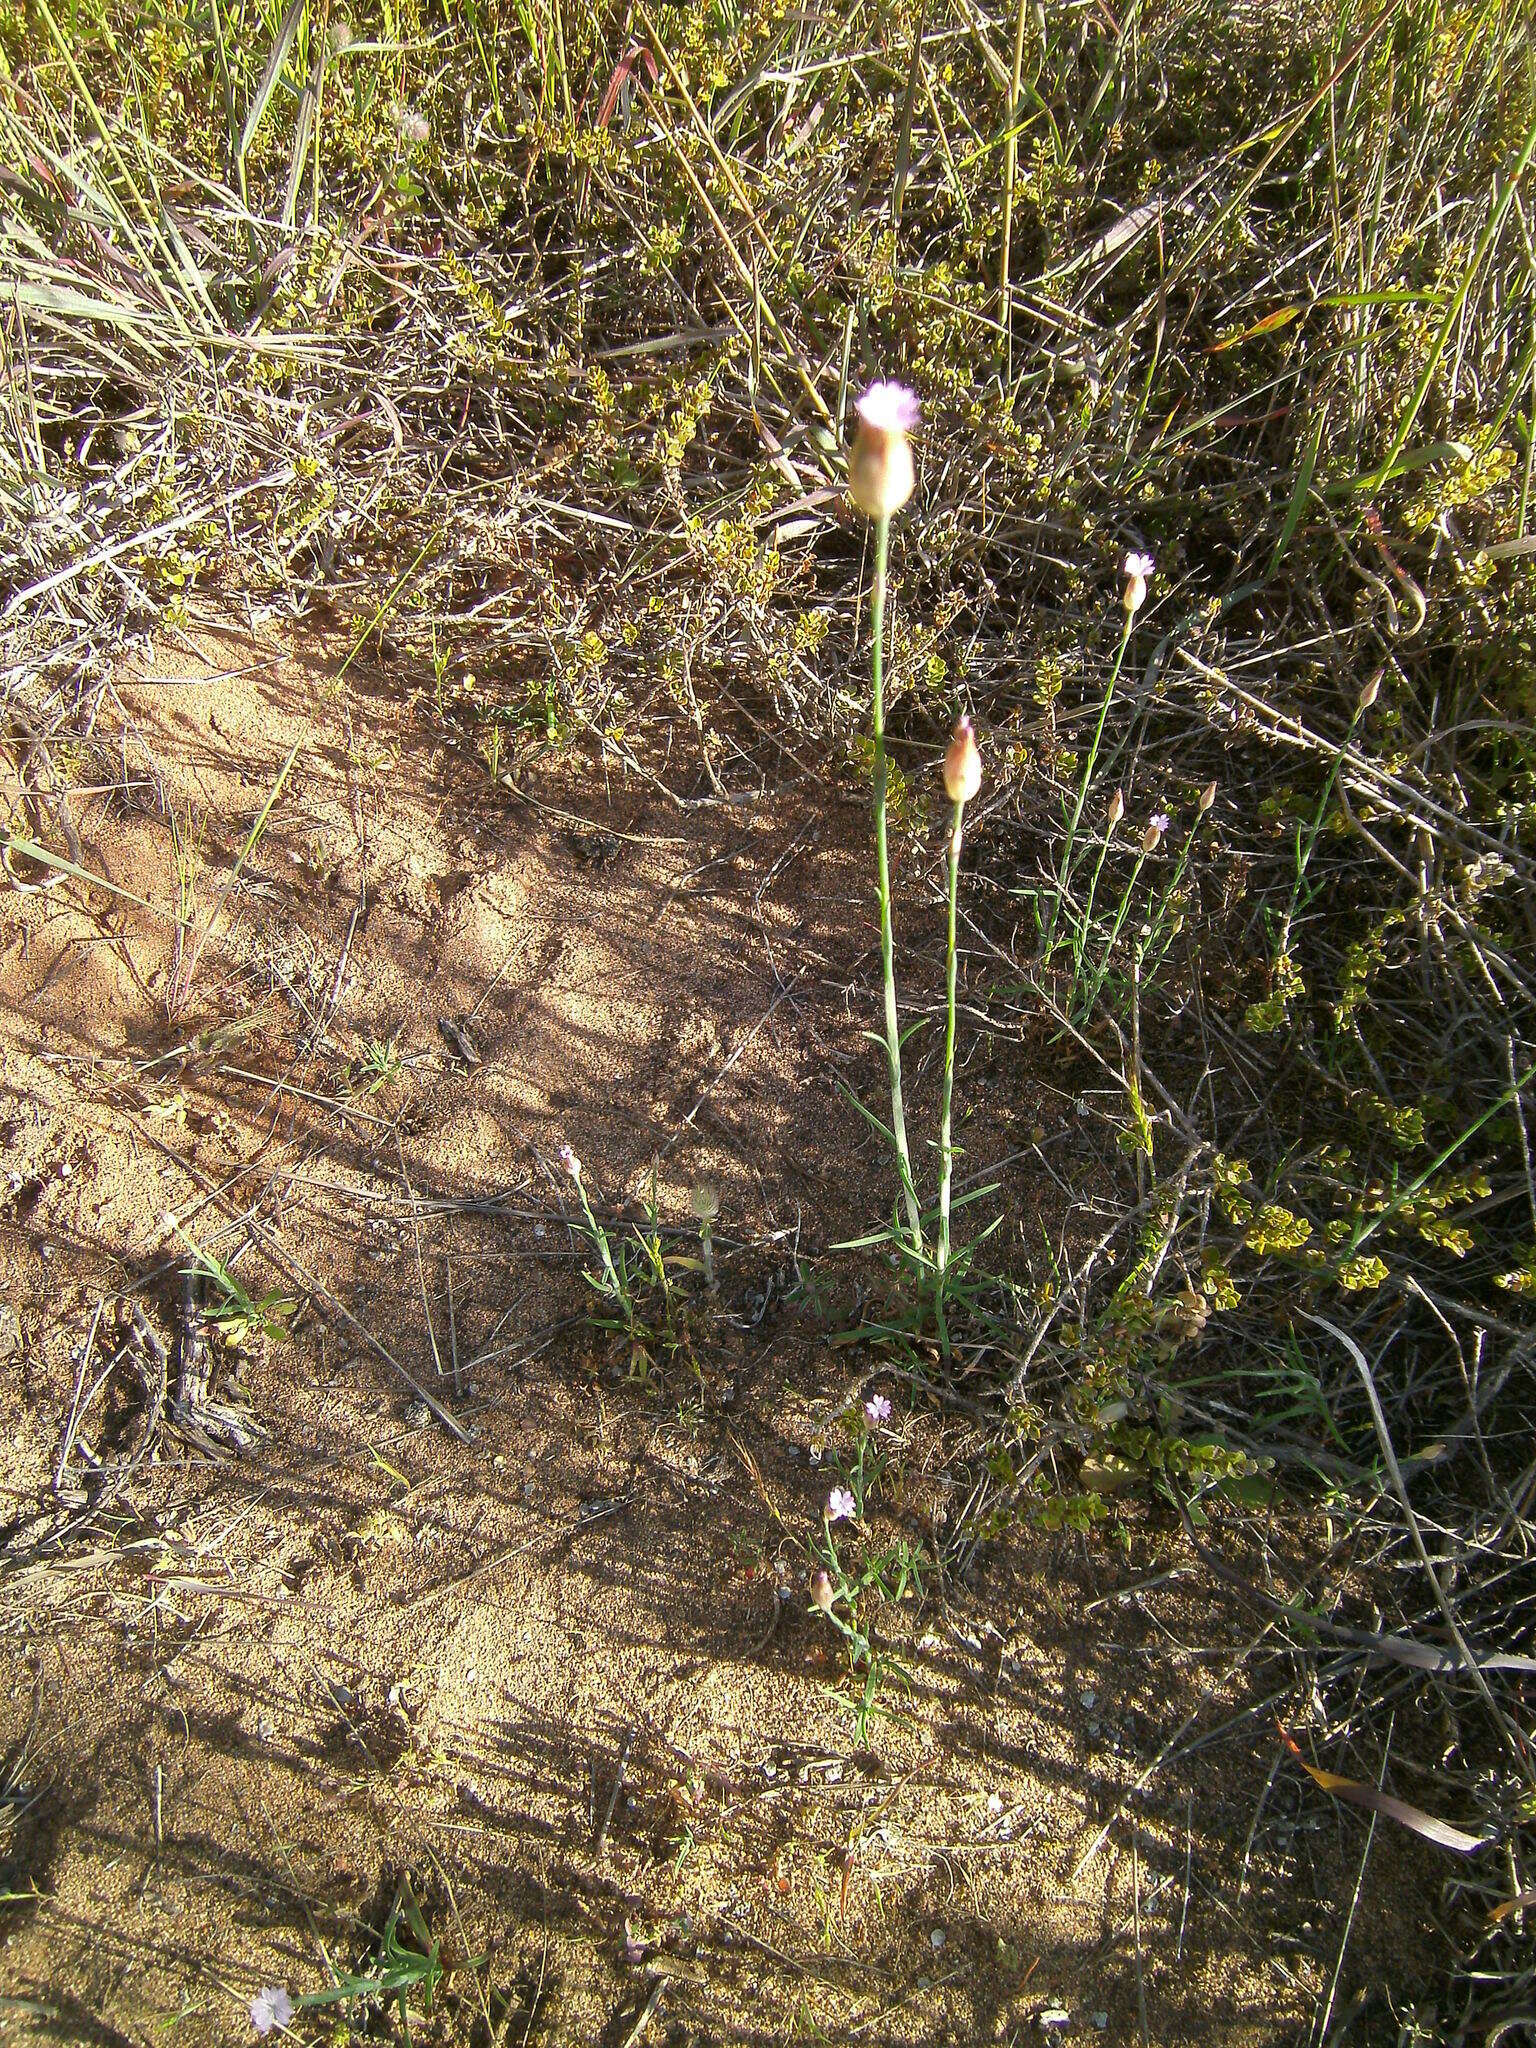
left=2, top=0, right=1534, bottom=2039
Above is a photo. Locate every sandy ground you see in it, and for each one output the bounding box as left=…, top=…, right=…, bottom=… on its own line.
left=0, top=626, right=1428, bottom=2045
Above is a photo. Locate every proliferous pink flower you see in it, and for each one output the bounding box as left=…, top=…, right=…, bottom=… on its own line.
left=827, top=1486, right=857, bottom=1522
left=1122, top=549, right=1155, bottom=616
left=848, top=381, right=921, bottom=520
left=865, top=1394, right=892, bottom=1426
left=856, top=381, right=922, bottom=436
left=943, top=716, right=982, bottom=804
left=250, top=1988, right=294, bottom=2038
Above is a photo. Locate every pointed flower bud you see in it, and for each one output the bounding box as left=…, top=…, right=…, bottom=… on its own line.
left=1199, top=780, right=1217, bottom=815
left=1141, top=814, right=1169, bottom=854
left=1358, top=673, right=1380, bottom=713
left=810, top=1569, right=835, bottom=1614
left=848, top=381, right=920, bottom=521
left=1107, top=787, right=1125, bottom=827
left=1123, top=550, right=1155, bottom=616
left=943, top=714, right=982, bottom=804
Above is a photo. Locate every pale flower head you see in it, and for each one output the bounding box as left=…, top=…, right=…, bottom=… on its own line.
left=827, top=1486, right=857, bottom=1523
left=848, top=381, right=920, bottom=520
left=558, top=1144, right=582, bottom=1181
left=1122, top=549, right=1155, bottom=616
left=943, top=715, right=982, bottom=804
left=691, top=1178, right=720, bottom=1222
left=392, top=103, right=430, bottom=146
left=250, top=1988, right=294, bottom=2038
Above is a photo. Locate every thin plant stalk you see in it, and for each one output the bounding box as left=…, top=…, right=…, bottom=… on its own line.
left=935, top=792, right=967, bottom=1348
left=1069, top=807, right=1119, bottom=1004
left=1080, top=844, right=1153, bottom=1020
left=1276, top=687, right=1372, bottom=964
left=869, top=512, right=923, bottom=1254
left=1044, top=608, right=1135, bottom=962
left=1141, top=819, right=1202, bottom=972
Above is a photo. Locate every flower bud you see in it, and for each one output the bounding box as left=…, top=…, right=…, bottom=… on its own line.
left=1123, top=550, right=1155, bottom=616
left=1199, top=780, right=1217, bottom=815
left=1141, top=815, right=1167, bottom=854
left=1358, top=673, right=1380, bottom=713
left=943, top=715, right=982, bottom=804
left=848, top=381, right=920, bottom=521
left=1107, top=787, right=1125, bottom=827
left=810, top=1570, right=835, bottom=1613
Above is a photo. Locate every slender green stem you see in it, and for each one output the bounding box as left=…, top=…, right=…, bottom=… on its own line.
left=1069, top=821, right=1115, bottom=1003
left=869, top=514, right=923, bottom=1254
left=574, top=1178, right=624, bottom=1305
left=937, top=797, right=965, bottom=1293
left=1079, top=847, right=1150, bottom=1020
left=1141, top=820, right=1200, bottom=970
left=1277, top=702, right=1363, bottom=964
left=1045, top=607, right=1134, bottom=963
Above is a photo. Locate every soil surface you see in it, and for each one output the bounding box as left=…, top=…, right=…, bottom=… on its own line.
left=1, top=626, right=1426, bottom=2045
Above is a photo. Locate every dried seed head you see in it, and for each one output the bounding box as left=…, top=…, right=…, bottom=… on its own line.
left=1122, top=550, right=1155, bottom=616
left=1358, top=672, right=1381, bottom=713
left=1199, top=780, right=1217, bottom=814
left=848, top=381, right=920, bottom=520
left=943, top=715, right=982, bottom=804
left=691, top=1179, right=720, bottom=1223
left=1107, top=787, right=1125, bottom=827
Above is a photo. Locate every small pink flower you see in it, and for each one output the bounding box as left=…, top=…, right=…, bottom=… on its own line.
left=558, top=1144, right=581, bottom=1180
left=827, top=1486, right=857, bottom=1522
left=865, top=1394, right=891, bottom=1426
left=1122, top=550, right=1155, bottom=616
left=855, top=381, right=921, bottom=435
left=250, top=1988, right=294, bottom=2037
left=1150, top=812, right=1171, bottom=836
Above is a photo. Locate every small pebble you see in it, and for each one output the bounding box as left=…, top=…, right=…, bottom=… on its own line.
left=930, top=1927, right=946, bottom=1950
left=1079, top=1688, right=1097, bottom=1710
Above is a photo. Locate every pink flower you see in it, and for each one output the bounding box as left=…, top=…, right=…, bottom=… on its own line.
left=827, top=1486, right=857, bottom=1522
left=864, top=1394, right=891, bottom=1426
left=250, top=1988, right=294, bottom=2037
left=855, top=381, right=921, bottom=435
left=849, top=382, right=920, bottom=519
left=1122, top=550, right=1154, bottom=616
left=558, top=1144, right=581, bottom=1180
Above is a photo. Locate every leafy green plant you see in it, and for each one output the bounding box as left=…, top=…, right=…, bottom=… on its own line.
left=298, top=1878, right=463, bottom=2045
